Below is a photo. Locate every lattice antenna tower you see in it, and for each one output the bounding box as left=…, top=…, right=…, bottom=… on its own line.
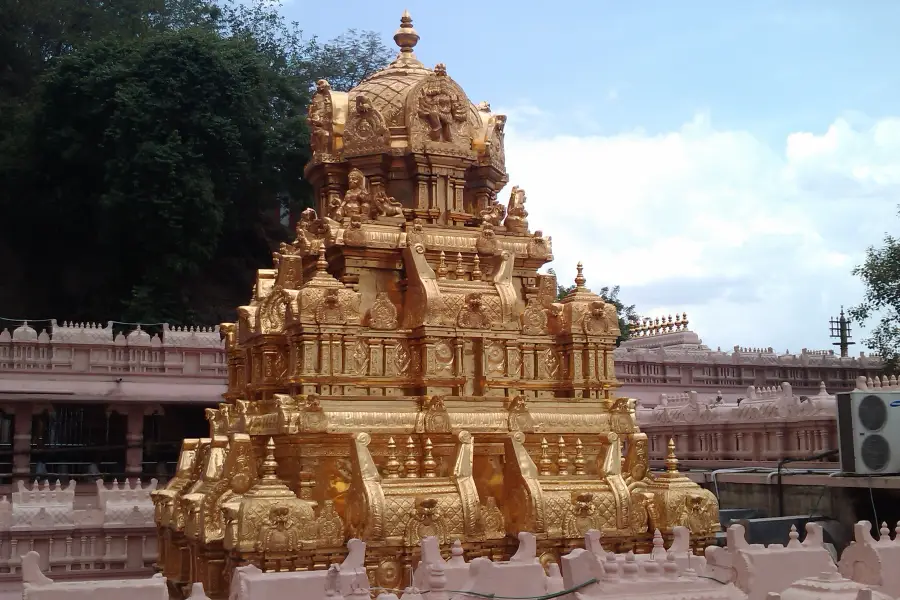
left=829, top=306, right=855, bottom=358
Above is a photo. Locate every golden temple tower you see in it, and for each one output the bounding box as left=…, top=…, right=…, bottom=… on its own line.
left=153, top=12, right=719, bottom=598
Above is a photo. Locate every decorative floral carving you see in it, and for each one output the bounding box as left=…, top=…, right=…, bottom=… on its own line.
left=457, top=292, right=492, bottom=329
left=369, top=292, right=399, bottom=330
left=344, top=94, right=390, bottom=156
left=434, top=341, right=454, bottom=374
left=486, top=342, right=506, bottom=374
left=582, top=300, right=620, bottom=337
left=481, top=497, right=505, bottom=539
left=353, top=341, right=369, bottom=376
left=404, top=497, right=447, bottom=545
left=423, top=395, right=451, bottom=433
left=521, top=297, right=548, bottom=335
left=256, top=505, right=301, bottom=552
left=316, top=499, right=345, bottom=546
left=561, top=492, right=605, bottom=538
left=315, top=289, right=346, bottom=325
left=503, top=186, right=529, bottom=234
left=394, top=341, right=411, bottom=376
left=544, top=348, right=560, bottom=378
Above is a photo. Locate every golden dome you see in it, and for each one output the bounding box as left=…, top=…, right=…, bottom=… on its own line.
left=306, top=11, right=506, bottom=170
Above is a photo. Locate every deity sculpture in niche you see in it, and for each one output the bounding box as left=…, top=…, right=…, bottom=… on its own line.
left=325, top=191, right=344, bottom=224
left=504, top=186, right=529, bottom=233
left=308, top=79, right=334, bottom=154
left=342, top=169, right=371, bottom=219
left=417, top=64, right=468, bottom=143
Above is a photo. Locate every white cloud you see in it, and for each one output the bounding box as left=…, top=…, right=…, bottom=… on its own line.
left=497, top=109, right=900, bottom=354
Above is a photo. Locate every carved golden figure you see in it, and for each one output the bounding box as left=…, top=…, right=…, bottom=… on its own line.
left=154, top=12, right=718, bottom=599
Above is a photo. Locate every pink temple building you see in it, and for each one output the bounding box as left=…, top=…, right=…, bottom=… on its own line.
left=0, top=316, right=882, bottom=479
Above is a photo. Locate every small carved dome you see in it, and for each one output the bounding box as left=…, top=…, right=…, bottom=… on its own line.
left=306, top=11, right=506, bottom=172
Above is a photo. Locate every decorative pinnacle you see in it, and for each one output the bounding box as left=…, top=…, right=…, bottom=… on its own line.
left=384, top=437, right=402, bottom=479
left=393, top=10, right=420, bottom=54
left=423, top=438, right=437, bottom=478
left=665, top=438, right=679, bottom=474
left=574, top=262, right=586, bottom=288
left=472, top=254, right=482, bottom=281
left=262, top=437, right=278, bottom=479
left=316, top=246, right=328, bottom=272
left=538, top=438, right=552, bottom=476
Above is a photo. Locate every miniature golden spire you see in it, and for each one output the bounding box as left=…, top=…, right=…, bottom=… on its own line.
left=574, top=438, right=586, bottom=475
left=393, top=9, right=420, bottom=55
left=472, top=254, right=482, bottom=281
left=556, top=436, right=570, bottom=476
left=422, top=438, right=437, bottom=478
left=538, top=437, right=552, bottom=476
left=437, top=251, right=448, bottom=279
left=682, top=312, right=689, bottom=329
left=455, top=252, right=465, bottom=279
left=574, top=262, right=586, bottom=288
left=404, top=436, right=420, bottom=478
left=665, top=438, right=680, bottom=474
left=384, top=437, right=402, bottom=479
left=261, top=437, right=279, bottom=479
left=316, top=245, right=328, bottom=272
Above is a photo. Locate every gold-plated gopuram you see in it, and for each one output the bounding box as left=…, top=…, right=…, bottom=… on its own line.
left=153, top=12, right=720, bottom=598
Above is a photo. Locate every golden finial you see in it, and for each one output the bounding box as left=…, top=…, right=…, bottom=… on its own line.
left=574, top=438, right=586, bottom=475
left=437, top=251, right=448, bottom=279
left=472, top=254, right=482, bottom=281
left=682, top=312, right=689, bottom=329
left=556, top=436, right=569, bottom=476
left=393, top=10, right=420, bottom=55
left=455, top=252, right=465, bottom=279
left=384, top=437, right=402, bottom=479
left=316, top=245, right=328, bottom=272
left=404, top=436, right=419, bottom=478
left=574, top=262, right=586, bottom=288
left=262, top=437, right=279, bottom=479
left=538, top=438, right=552, bottom=476
left=665, top=438, right=680, bottom=474
left=422, top=437, right=437, bottom=478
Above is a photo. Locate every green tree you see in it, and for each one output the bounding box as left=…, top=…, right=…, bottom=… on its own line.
left=0, top=0, right=392, bottom=324
left=23, top=29, right=306, bottom=323
left=549, top=270, right=637, bottom=346
left=849, top=211, right=900, bottom=373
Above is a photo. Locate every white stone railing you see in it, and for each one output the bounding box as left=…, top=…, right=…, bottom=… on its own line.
left=0, top=479, right=155, bottom=582
left=0, top=320, right=225, bottom=375
left=637, top=382, right=838, bottom=465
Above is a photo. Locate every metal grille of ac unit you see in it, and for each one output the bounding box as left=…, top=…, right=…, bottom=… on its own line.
left=861, top=434, right=891, bottom=472
left=859, top=394, right=888, bottom=431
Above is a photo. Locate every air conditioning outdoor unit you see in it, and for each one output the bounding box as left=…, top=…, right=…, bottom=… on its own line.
left=836, top=388, right=900, bottom=475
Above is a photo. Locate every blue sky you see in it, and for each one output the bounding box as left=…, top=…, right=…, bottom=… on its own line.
left=280, top=1, right=900, bottom=356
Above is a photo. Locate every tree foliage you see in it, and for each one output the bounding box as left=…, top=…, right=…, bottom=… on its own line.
left=850, top=210, right=900, bottom=373
left=549, top=271, right=637, bottom=346
left=0, top=0, right=391, bottom=325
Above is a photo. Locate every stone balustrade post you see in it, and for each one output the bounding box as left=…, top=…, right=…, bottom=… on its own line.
left=125, top=406, right=146, bottom=481
left=12, top=406, right=32, bottom=482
